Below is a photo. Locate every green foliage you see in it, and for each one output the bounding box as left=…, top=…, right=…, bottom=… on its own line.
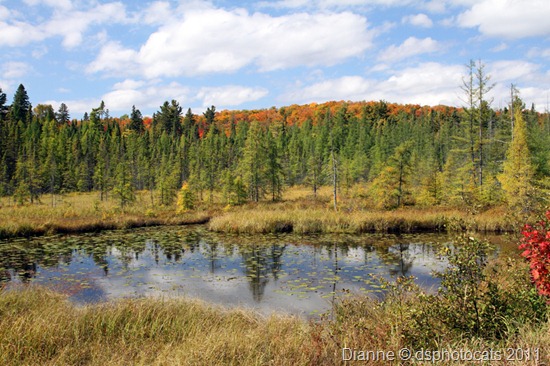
left=112, top=161, right=135, bottom=209
left=399, top=235, right=548, bottom=348
left=221, top=170, right=247, bottom=206
left=1, top=79, right=550, bottom=212
left=369, top=140, right=414, bottom=208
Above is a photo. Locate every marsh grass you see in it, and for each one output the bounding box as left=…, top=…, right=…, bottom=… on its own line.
left=209, top=204, right=514, bottom=234
left=0, top=186, right=521, bottom=239
left=0, top=192, right=210, bottom=240
left=2, top=270, right=548, bottom=366
left=0, top=286, right=321, bottom=366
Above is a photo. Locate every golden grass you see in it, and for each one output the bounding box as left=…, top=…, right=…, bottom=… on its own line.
left=209, top=203, right=515, bottom=234
left=0, top=186, right=520, bottom=239
left=0, top=191, right=211, bottom=240
left=0, top=286, right=323, bottom=366
left=1, top=281, right=547, bottom=366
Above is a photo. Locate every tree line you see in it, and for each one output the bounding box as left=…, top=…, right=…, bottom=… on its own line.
left=0, top=61, right=548, bottom=211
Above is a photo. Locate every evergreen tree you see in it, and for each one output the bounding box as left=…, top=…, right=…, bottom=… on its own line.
left=10, top=84, right=31, bottom=124
left=239, top=121, right=266, bottom=202
left=370, top=140, right=414, bottom=208
left=56, top=103, right=70, bottom=125
left=265, top=129, right=283, bottom=201
left=128, top=105, right=144, bottom=133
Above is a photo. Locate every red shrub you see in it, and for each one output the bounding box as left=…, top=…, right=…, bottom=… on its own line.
left=520, top=211, right=550, bottom=297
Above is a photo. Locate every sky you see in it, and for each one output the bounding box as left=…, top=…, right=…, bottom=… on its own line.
left=0, top=0, right=549, bottom=118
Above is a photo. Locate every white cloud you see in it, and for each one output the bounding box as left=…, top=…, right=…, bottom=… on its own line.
left=280, top=63, right=465, bottom=106
left=378, top=37, right=440, bottom=62
left=23, top=0, right=73, bottom=10
left=490, top=42, right=508, bottom=52
left=196, top=86, right=268, bottom=107
left=280, top=61, right=550, bottom=111
left=88, top=6, right=373, bottom=78
left=45, top=80, right=268, bottom=115
left=258, top=0, right=415, bottom=9
left=282, top=76, right=371, bottom=102
left=488, top=60, right=543, bottom=84
left=402, top=13, right=433, bottom=28
left=141, top=1, right=173, bottom=25
left=0, top=1, right=130, bottom=48
left=456, top=0, right=550, bottom=38
left=1, top=61, right=31, bottom=79
left=87, top=41, right=140, bottom=76
left=0, top=5, right=10, bottom=19
left=0, top=20, right=44, bottom=47
left=528, top=47, right=550, bottom=59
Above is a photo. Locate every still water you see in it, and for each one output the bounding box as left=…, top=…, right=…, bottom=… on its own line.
left=0, top=226, right=512, bottom=316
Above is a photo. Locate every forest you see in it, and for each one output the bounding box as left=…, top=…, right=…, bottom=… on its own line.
left=2, top=61, right=550, bottom=365
left=0, top=61, right=549, bottom=215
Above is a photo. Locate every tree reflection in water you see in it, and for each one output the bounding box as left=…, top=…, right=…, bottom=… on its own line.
left=241, top=244, right=288, bottom=302
left=0, top=228, right=457, bottom=313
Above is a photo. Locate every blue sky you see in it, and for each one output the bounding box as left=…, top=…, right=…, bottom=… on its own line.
left=1, top=0, right=549, bottom=118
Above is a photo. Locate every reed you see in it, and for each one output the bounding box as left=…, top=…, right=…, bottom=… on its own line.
left=0, top=192, right=211, bottom=240
left=209, top=205, right=516, bottom=234
left=1, top=279, right=547, bottom=365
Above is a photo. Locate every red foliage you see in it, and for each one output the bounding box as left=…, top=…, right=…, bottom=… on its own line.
left=520, top=211, right=550, bottom=298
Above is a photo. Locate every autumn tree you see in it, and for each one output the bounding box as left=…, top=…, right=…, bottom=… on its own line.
left=499, top=110, right=534, bottom=212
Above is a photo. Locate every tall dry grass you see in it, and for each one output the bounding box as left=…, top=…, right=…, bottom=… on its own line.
left=0, top=192, right=210, bottom=239
left=0, top=286, right=325, bottom=366
left=209, top=204, right=514, bottom=234
left=2, top=279, right=548, bottom=365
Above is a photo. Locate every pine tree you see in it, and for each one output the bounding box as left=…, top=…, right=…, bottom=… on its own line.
left=370, top=140, right=414, bottom=208
left=56, top=103, right=70, bottom=125
left=265, top=129, right=283, bottom=201
left=128, top=105, right=144, bottom=133
left=239, top=121, right=266, bottom=202
left=10, top=84, right=31, bottom=124
left=112, top=160, right=135, bottom=209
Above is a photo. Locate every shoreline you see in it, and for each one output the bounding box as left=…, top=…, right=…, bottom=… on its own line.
left=0, top=206, right=517, bottom=241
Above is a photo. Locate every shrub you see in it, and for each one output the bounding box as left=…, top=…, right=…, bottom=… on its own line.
left=520, top=211, right=550, bottom=298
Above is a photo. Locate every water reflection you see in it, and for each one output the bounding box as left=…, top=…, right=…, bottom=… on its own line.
left=0, top=227, right=507, bottom=316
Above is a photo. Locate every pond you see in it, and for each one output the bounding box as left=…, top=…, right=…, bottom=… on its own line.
left=0, top=226, right=515, bottom=317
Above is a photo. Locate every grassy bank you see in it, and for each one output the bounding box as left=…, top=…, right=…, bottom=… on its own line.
left=0, top=192, right=211, bottom=240
left=0, top=186, right=524, bottom=240
left=209, top=203, right=513, bottom=234
left=2, top=253, right=548, bottom=366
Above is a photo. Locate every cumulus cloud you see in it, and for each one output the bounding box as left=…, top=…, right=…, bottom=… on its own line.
left=0, top=61, right=32, bottom=92
left=196, top=86, right=268, bottom=108
left=0, top=1, right=130, bottom=48
left=282, top=76, right=371, bottom=102
left=456, top=0, right=550, bottom=38
left=402, top=13, right=433, bottom=27
left=378, top=37, right=440, bottom=62
left=44, top=80, right=268, bottom=115
left=281, top=60, right=550, bottom=110
left=258, top=0, right=415, bottom=10
left=488, top=60, right=544, bottom=84
left=23, top=0, right=73, bottom=10
left=88, top=6, right=373, bottom=78
left=280, top=63, right=464, bottom=106
left=1, top=61, right=32, bottom=79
